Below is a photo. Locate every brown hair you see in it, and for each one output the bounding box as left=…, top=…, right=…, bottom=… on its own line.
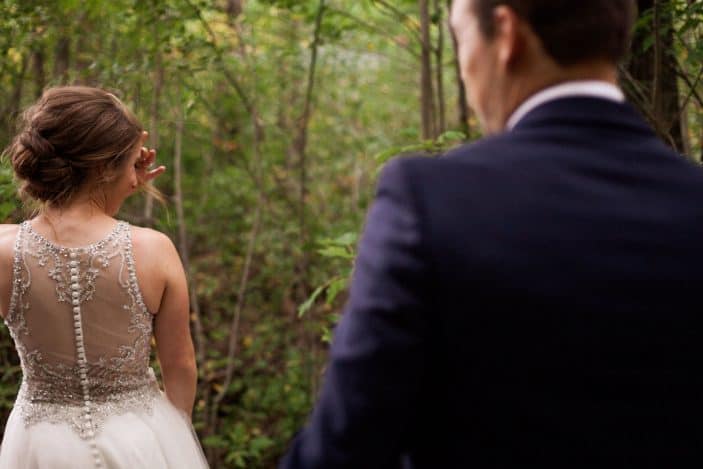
left=4, top=86, right=144, bottom=207
left=472, top=0, right=636, bottom=66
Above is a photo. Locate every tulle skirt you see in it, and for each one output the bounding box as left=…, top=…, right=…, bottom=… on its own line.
left=0, top=393, right=209, bottom=469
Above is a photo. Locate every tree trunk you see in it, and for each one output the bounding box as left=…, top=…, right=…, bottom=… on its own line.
left=5, top=55, right=28, bottom=135
left=627, top=0, right=683, bottom=151
left=32, top=46, right=45, bottom=98
left=171, top=100, right=206, bottom=437
left=226, top=0, right=243, bottom=17
left=419, top=0, right=437, bottom=139
left=143, top=23, right=164, bottom=226
left=291, top=0, right=326, bottom=401
left=192, top=1, right=270, bottom=450
left=53, top=35, right=71, bottom=82
left=173, top=105, right=187, bottom=268
left=434, top=0, right=446, bottom=135
left=294, top=0, right=326, bottom=301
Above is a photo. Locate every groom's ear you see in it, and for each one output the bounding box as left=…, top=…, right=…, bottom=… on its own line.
left=492, top=5, right=525, bottom=69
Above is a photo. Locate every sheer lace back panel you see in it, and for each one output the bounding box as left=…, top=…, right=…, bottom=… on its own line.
left=5, top=221, right=160, bottom=443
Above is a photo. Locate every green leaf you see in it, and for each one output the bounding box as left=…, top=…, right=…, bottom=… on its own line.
left=437, top=130, right=466, bottom=144
left=326, top=276, right=347, bottom=305
left=333, top=232, right=357, bottom=246
left=373, top=146, right=403, bottom=163
left=317, top=245, right=353, bottom=259
left=202, top=435, right=229, bottom=449
left=250, top=436, right=274, bottom=453
left=298, top=283, right=326, bottom=317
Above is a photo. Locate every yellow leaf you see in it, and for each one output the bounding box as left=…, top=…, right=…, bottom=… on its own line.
left=7, top=48, right=21, bottom=65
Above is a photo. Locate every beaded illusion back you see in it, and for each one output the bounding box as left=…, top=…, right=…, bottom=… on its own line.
left=4, top=221, right=160, bottom=452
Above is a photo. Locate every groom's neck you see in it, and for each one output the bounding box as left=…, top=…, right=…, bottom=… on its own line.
left=498, top=60, right=619, bottom=131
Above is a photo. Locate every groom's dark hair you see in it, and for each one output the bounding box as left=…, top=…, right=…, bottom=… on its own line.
left=473, top=0, right=636, bottom=66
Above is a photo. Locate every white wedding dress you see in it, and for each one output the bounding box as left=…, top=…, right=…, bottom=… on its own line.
left=0, top=221, right=209, bottom=468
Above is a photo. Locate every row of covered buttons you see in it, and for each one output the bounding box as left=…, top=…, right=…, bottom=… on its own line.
left=69, top=252, right=103, bottom=468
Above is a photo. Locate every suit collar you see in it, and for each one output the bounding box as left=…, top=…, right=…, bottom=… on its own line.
left=506, top=81, right=624, bottom=130
left=510, top=96, right=655, bottom=136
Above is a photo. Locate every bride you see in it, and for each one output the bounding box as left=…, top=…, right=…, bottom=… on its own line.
left=0, top=86, right=209, bottom=468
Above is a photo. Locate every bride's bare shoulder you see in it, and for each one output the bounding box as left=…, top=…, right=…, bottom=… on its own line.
left=129, top=225, right=179, bottom=260
left=0, top=224, right=19, bottom=250
left=0, top=225, right=19, bottom=275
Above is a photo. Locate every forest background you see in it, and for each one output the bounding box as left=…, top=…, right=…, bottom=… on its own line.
left=0, top=0, right=701, bottom=467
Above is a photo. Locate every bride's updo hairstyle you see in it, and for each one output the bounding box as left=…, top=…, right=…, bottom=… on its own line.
left=4, top=86, right=143, bottom=207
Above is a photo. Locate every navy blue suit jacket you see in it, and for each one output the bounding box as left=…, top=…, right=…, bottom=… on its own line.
left=280, top=97, right=703, bottom=468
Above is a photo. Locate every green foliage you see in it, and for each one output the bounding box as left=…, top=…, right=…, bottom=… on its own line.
left=200, top=315, right=315, bottom=467
left=374, top=130, right=467, bottom=164
left=0, top=0, right=699, bottom=467
left=300, top=130, right=466, bottom=342
left=0, top=162, right=18, bottom=222
left=298, top=232, right=356, bottom=320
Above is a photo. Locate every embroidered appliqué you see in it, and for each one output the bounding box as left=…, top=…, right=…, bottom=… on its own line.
left=5, top=221, right=159, bottom=440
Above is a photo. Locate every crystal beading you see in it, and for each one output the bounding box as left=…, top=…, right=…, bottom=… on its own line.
left=5, top=221, right=160, bottom=469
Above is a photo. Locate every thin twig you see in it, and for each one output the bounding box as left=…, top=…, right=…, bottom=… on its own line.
left=371, top=0, right=423, bottom=43
left=674, top=60, right=703, bottom=109
left=327, top=7, right=421, bottom=59
left=619, top=64, right=678, bottom=149
left=184, top=0, right=257, bottom=117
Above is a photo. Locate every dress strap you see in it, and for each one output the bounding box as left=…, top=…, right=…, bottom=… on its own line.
left=121, top=223, right=151, bottom=316
left=6, top=222, right=29, bottom=334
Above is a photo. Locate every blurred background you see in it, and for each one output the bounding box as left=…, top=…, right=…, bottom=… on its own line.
left=0, top=0, right=701, bottom=467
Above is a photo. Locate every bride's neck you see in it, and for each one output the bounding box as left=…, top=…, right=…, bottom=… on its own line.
left=39, top=197, right=111, bottom=225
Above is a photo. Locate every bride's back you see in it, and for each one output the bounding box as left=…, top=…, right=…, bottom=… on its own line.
left=0, top=86, right=206, bottom=469
left=6, top=219, right=160, bottom=439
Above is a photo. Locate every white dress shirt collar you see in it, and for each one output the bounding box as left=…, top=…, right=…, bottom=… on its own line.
left=506, top=80, right=625, bottom=130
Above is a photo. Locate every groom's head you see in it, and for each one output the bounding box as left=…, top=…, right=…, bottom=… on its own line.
left=450, top=0, right=636, bottom=134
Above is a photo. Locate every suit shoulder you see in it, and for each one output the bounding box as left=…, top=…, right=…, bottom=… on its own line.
left=441, top=132, right=525, bottom=162
left=378, top=153, right=433, bottom=188
left=380, top=133, right=533, bottom=194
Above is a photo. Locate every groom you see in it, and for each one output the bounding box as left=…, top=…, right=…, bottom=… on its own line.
left=282, top=0, right=703, bottom=467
